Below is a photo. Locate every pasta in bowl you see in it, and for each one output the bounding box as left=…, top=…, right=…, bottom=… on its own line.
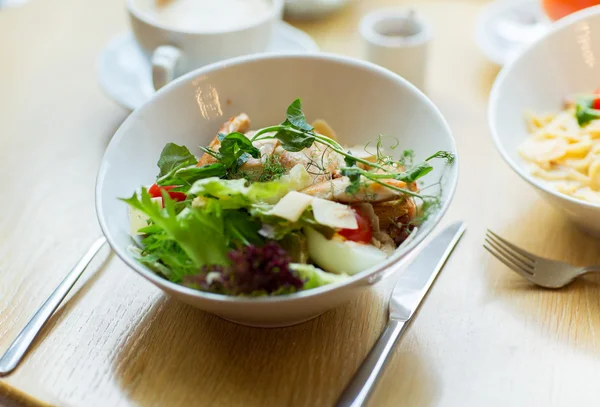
left=520, top=96, right=600, bottom=204
left=489, top=5, right=600, bottom=236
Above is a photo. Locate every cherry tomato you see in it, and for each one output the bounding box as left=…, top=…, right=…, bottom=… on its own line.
left=339, top=208, right=373, bottom=244
left=593, top=88, right=600, bottom=110
left=148, top=184, right=187, bottom=202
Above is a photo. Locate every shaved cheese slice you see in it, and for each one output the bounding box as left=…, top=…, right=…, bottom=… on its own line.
left=269, top=192, right=359, bottom=230
left=312, top=198, right=358, bottom=230
left=270, top=191, right=314, bottom=222
left=130, top=197, right=162, bottom=235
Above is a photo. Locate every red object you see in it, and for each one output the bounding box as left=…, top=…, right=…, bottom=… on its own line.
left=339, top=208, right=373, bottom=244
left=542, top=0, right=600, bottom=21
left=593, top=88, right=600, bottom=110
left=148, top=184, right=187, bottom=203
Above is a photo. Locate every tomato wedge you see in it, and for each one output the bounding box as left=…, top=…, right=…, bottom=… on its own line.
left=148, top=184, right=187, bottom=202
left=339, top=208, right=373, bottom=244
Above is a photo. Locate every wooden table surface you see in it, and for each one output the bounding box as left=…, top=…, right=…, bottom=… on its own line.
left=2, top=0, right=600, bottom=406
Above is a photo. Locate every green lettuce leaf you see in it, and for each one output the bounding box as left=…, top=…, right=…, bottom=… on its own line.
left=122, top=188, right=230, bottom=270
left=190, top=178, right=251, bottom=209
left=189, top=177, right=292, bottom=207
left=279, top=232, right=308, bottom=263
left=130, top=237, right=196, bottom=282
left=290, top=263, right=349, bottom=290
left=223, top=210, right=264, bottom=247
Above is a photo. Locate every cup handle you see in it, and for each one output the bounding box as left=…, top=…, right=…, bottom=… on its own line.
left=152, top=45, right=184, bottom=91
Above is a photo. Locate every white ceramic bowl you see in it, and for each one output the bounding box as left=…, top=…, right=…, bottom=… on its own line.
left=96, top=53, right=458, bottom=327
left=489, top=6, right=600, bottom=236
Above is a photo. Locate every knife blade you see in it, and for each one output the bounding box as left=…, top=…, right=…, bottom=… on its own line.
left=389, top=220, right=466, bottom=322
left=335, top=221, right=466, bottom=407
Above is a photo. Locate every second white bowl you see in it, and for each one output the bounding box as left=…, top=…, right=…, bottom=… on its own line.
left=489, top=6, right=600, bottom=236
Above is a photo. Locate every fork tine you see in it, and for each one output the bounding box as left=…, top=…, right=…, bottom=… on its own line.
left=485, top=234, right=535, bottom=269
left=483, top=245, right=536, bottom=282
left=486, top=230, right=536, bottom=263
left=483, top=242, right=534, bottom=277
left=485, top=238, right=534, bottom=274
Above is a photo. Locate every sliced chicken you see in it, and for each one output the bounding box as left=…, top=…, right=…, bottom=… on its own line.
left=197, top=115, right=344, bottom=182
left=312, top=119, right=338, bottom=141
left=372, top=198, right=418, bottom=246
left=300, top=177, right=417, bottom=203
left=274, top=143, right=343, bottom=183
left=197, top=114, right=251, bottom=166
left=371, top=198, right=417, bottom=231
left=372, top=231, right=396, bottom=256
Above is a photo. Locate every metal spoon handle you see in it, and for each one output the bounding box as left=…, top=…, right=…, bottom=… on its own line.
left=0, top=236, right=107, bottom=376
left=335, top=319, right=409, bottom=407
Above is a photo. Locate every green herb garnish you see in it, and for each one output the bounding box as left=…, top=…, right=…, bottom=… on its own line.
left=575, top=96, right=600, bottom=126
left=284, top=98, right=313, bottom=131
left=398, top=149, right=415, bottom=166
left=218, top=132, right=261, bottom=171
left=155, top=143, right=227, bottom=188
left=158, top=163, right=227, bottom=186
left=156, top=143, right=198, bottom=177
left=258, top=154, right=287, bottom=182
left=246, top=98, right=455, bottom=221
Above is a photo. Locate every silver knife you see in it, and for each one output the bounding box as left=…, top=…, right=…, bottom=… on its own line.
left=335, top=221, right=466, bottom=407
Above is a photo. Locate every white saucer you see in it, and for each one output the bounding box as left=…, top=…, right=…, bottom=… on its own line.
left=98, top=22, right=319, bottom=110
left=475, top=0, right=550, bottom=66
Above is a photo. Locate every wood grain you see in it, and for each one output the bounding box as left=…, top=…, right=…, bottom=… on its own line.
left=2, top=0, right=600, bottom=406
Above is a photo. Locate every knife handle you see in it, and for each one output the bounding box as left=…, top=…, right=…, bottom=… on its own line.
left=335, top=319, right=409, bottom=407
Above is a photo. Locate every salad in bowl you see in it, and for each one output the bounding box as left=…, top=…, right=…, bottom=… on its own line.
left=124, top=99, right=454, bottom=297
left=96, top=53, right=457, bottom=326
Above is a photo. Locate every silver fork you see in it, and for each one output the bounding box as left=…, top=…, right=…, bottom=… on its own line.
left=483, top=230, right=600, bottom=289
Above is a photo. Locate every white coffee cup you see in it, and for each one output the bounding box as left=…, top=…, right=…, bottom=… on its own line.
left=127, top=0, right=284, bottom=91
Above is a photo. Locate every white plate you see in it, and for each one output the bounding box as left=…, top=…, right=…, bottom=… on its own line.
left=476, top=0, right=550, bottom=66
left=97, top=22, right=319, bottom=110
